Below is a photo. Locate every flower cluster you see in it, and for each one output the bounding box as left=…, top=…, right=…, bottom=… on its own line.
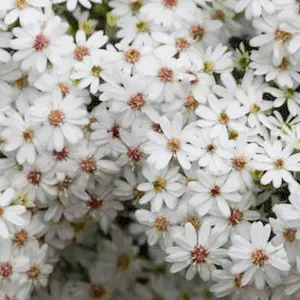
left=0, top=0, right=300, bottom=299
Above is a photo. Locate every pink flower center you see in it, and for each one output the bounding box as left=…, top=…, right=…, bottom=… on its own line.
left=74, top=45, right=90, bottom=61
left=155, top=216, right=168, bottom=232
left=90, top=285, right=107, bottom=298
left=0, top=262, right=13, bottom=279
left=27, top=265, right=41, bottom=280
left=190, top=25, right=205, bottom=40
left=127, top=147, right=141, bottom=162
left=191, top=245, right=209, bottom=264
left=232, top=156, right=247, bottom=171
left=210, top=185, right=221, bottom=197
left=184, top=95, right=198, bottom=111
left=252, top=249, right=268, bottom=267
left=27, top=170, right=41, bottom=185
left=34, top=34, right=50, bottom=51
left=152, top=123, right=163, bottom=133
left=13, top=230, right=28, bottom=247
left=167, top=138, right=181, bottom=152
left=176, top=37, right=190, bottom=52
left=125, top=49, right=141, bottom=64
left=58, top=83, right=69, bottom=98
left=283, top=228, right=296, bottom=243
left=275, top=28, right=292, bottom=44
left=158, top=67, right=174, bottom=83
left=128, top=93, right=146, bottom=110
left=48, top=110, right=64, bottom=127
left=88, top=196, right=103, bottom=209
left=229, top=208, right=244, bottom=226
left=80, top=157, right=97, bottom=174
left=107, top=124, right=120, bottom=138
left=162, top=0, right=177, bottom=8
left=56, top=178, right=72, bottom=192
left=52, top=148, right=69, bottom=161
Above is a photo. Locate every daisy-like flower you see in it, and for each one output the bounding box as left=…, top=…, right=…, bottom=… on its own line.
left=0, top=188, right=26, bottom=238
left=1, top=0, right=51, bottom=25
left=250, top=51, right=300, bottom=88
left=165, top=222, right=228, bottom=281
left=196, top=94, right=249, bottom=138
left=71, top=52, right=109, bottom=94
left=252, top=140, right=300, bottom=188
left=270, top=217, right=300, bottom=263
left=52, top=0, right=102, bottom=11
left=141, top=0, right=197, bottom=29
left=1, top=111, right=37, bottom=165
left=29, top=93, right=88, bottom=152
left=135, top=208, right=177, bottom=247
left=109, top=0, right=146, bottom=17
left=188, top=170, right=242, bottom=218
left=201, top=43, right=233, bottom=75
left=228, top=221, right=291, bottom=290
left=73, top=30, right=108, bottom=62
left=23, top=243, right=53, bottom=287
left=250, top=13, right=294, bottom=66
left=137, top=165, right=184, bottom=212
left=10, top=16, right=74, bottom=73
left=266, top=84, right=300, bottom=116
left=235, top=0, right=275, bottom=20
left=144, top=113, right=200, bottom=170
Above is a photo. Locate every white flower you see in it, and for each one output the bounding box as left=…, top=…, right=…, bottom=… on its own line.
left=0, top=32, right=12, bottom=63
left=1, top=0, right=51, bottom=25
left=144, top=113, right=200, bottom=170
left=235, top=0, right=275, bottom=19
left=10, top=16, right=73, bottom=73
left=137, top=165, right=184, bottom=212
left=252, top=140, right=300, bottom=188
left=29, top=93, right=88, bottom=152
left=188, top=170, right=242, bottom=218
left=165, top=222, right=228, bottom=280
left=0, top=188, right=26, bottom=238
left=229, top=221, right=291, bottom=289
left=52, top=0, right=102, bottom=11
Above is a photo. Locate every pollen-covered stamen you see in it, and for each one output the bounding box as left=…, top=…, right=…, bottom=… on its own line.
left=136, top=21, right=149, bottom=33
left=4, top=295, right=17, bottom=300
left=176, top=37, right=190, bottom=52
left=52, top=148, right=69, bottom=161
left=0, top=207, right=4, bottom=216
left=134, top=187, right=144, bottom=199
left=184, top=95, right=199, bottom=111
left=130, top=0, right=143, bottom=11
left=27, top=265, right=41, bottom=280
left=91, top=65, right=102, bottom=77
left=74, top=45, right=90, bottom=61
left=158, top=67, right=174, bottom=83
left=107, top=124, right=120, bottom=138
left=218, top=111, right=229, bottom=125
left=125, top=49, right=141, bottom=64
left=80, top=157, right=97, bottom=174
left=58, top=83, right=69, bottom=98
left=191, top=245, right=209, bottom=264
left=56, top=177, right=72, bottom=193
left=79, top=20, right=94, bottom=35
left=127, top=147, right=141, bottom=162
left=206, top=144, right=216, bottom=153
left=229, top=208, right=244, bottom=226
left=23, top=128, right=34, bottom=142
left=273, top=158, right=284, bottom=169
left=211, top=9, right=225, bottom=22
left=167, top=138, right=181, bottom=152
left=117, top=253, right=131, bottom=270
left=190, top=25, right=205, bottom=40
left=16, top=0, right=27, bottom=9
left=13, top=230, right=28, bottom=247
left=27, top=170, right=41, bottom=185
left=283, top=228, right=296, bottom=243
left=0, top=262, right=13, bottom=279
left=34, top=34, right=50, bottom=51
left=187, top=215, right=200, bottom=231
left=252, top=249, right=268, bottom=267
left=278, top=57, right=290, bottom=71
left=232, top=156, right=247, bottom=171
left=210, top=185, right=221, bottom=197
left=88, top=196, right=103, bottom=210
left=48, top=110, right=64, bottom=127
left=155, top=216, right=168, bottom=232
left=162, top=0, right=177, bottom=8
left=85, top=117, right=97, bottom=133
left=15, top=75, right=29, bottom=89
left=204, top=61, right=214, bottom=74
left=275, top=28, right=293, bottom=44
left=250, top=103, right=261, bottom=113
left=90, top=285, right=107, bottom=298
left=153, top=177, right=166, bottom=192
left=128, top=93, right=146, bottom=110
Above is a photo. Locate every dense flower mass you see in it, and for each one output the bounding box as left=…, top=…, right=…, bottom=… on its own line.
left=0, top=0, right=300, bottom=299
